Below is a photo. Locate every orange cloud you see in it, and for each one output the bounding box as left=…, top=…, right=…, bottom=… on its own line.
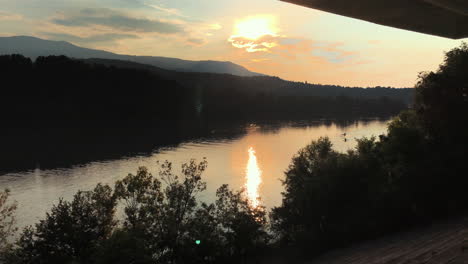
left=228, top=32, right=358, bottom=66
left=186, top=37, right=206, bottom=46
left=0, top=11, right=23, bottom=21
left=224, top=34, right=371, bottom=86
left=228, top=34, right=279, bottom=52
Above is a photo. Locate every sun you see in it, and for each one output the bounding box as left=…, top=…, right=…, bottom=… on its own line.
left=229, top=15, right=279, bottom=52
left=233, top=15, right=278, bottom=40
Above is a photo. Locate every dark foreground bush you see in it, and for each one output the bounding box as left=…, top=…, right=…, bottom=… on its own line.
left=271, top=43, right=468, bottom=256
left=0, top=189, right=17, bottom=261
left=10, top=184, right=116, bottom=264
left=6, top=160, right=268, bottom=264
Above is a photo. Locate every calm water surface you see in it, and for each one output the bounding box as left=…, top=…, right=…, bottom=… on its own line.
left=1, top=119, right=389, bottom=229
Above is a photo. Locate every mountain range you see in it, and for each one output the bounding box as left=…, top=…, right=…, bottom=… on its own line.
left=0, top=35, right=414, bottom=105
left=0, top=36, right=262, bottom=77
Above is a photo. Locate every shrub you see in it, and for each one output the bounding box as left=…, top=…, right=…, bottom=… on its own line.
left=0, top=189, right=17, bottom=260
left=12, top=184, right=116, bottom=264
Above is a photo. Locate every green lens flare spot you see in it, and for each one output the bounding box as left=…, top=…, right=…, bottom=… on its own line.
left=195, top=240, right=201, bottom=245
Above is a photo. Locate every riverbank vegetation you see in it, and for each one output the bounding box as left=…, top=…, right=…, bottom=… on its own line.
left=1, top=44, right=466, bottom=263
left=0, top=54, right=407, bottom=124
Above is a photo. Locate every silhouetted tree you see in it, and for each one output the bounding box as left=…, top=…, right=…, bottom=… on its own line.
left=213, top=185, right=269, bottom=263
left=112, top=160, right=269, bottom=264
left=114, top=160, right=208, bottom=263
left=0, top=189, right=17, bottom=261
left=12, top=184, right=116, bottom=264
left=271, top=42, right=468, bottom=257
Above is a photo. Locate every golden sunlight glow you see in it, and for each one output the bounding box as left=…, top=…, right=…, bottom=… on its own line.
left=234, top=16, right=277, bottom=40
left=246, top=147, right=262, bottom=208
left=228, top=15, right=279, bottom=53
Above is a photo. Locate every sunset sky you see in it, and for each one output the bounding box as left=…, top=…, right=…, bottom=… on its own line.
left=0, top=0, right=465, bottom=87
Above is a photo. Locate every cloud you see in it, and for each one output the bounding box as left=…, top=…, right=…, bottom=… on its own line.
left=33, top=7, right=222, bottom=51
left=0, top=11, right=23, bottom=21
left=311, top=46, right=356, bottom=63
left=251, top=58, right=270, bottom=63
left=368, top=40, right=381, bottom=45
left=146, top=4, right=183, bottom=17
left=52, top=8, right=184, bottom=34
left=209, top=23, right=222, bottom=30
left=228, top=33, right=357, bottom=64
left=43, top=32, right=140, bottom=43
left=312, top=50, right=350, bottom=63
left=310, top=42, right=357, bottom=63
left=186, top=37, right=206, bottom=46
left=228, top=34, right=279, bottom=52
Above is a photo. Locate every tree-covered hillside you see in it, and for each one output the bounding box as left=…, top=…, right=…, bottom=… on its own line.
left=1, top=54, right=407, bottom=124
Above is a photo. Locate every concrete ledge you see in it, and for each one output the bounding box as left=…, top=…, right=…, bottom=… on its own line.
left=281, top=0, right=468, bottom=39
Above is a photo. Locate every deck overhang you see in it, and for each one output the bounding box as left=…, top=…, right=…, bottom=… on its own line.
left=281, top=0, right=468, bottom=39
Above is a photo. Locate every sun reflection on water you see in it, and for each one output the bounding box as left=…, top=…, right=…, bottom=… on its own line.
left=246, top=147, right=262, bottom=208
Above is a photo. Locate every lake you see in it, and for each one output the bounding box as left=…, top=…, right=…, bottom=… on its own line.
left=0, top=119, right=390, bottom=229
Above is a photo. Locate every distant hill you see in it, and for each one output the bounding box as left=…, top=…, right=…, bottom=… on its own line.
left=0, top=54, right=410, bottom=127
left=0, top=36, right=414, bottom=105
left=0, top=36, right=262, bottom=77
left=82, top=58, right=414, bottom=105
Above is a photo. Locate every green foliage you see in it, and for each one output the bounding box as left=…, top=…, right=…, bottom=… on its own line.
left=271, top=43, right=468, bottom=256
left=415, top=42, right=468, bottom=143
left=95, top=229, right=153, bottom=264
left=112, top=160, right=269, bottom=264
left=213, top=185, right=269, bottom=262
left=12, top=184, right=116, bottom=264
left=8, top=159, right=268, bottom=264
left=271, top=137, right=389, bottom=252
left=114, top=160, right=209, bottom=263
left=0, top=189, right=17, bottom=260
